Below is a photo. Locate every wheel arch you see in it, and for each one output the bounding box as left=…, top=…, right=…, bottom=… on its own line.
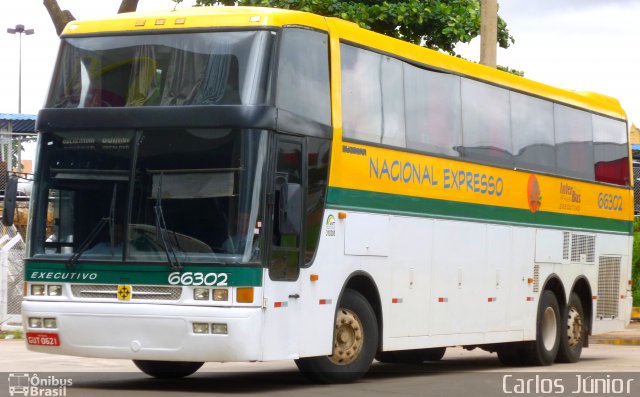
left=541, top=274, right=567, bottom=315
left=338, top=271, right=383, bottom=348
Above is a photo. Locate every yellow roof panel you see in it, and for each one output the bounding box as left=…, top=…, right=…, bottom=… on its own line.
left=62, top=6, right=328, bottom=35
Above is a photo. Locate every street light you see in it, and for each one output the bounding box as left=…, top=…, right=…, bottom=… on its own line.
left=7, top=24, right=35, bottom=114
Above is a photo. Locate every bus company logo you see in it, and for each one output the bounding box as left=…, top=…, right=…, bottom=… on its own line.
left=527, top=174, right=542, bottom=213
left=8, top=373, right=72, bottom=396
left=325, top=215, right=336, bottom=237
left=559, top=182, right=582, bottom=211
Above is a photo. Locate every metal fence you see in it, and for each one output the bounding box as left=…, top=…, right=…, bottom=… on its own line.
left=0, top=224, right=25, bottom=330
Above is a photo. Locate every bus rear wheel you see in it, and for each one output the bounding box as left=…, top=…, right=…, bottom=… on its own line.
left=524, top=290, right=561, bottom=366
left=133, top=360, right=204, bottom=379
left=556, top=292, right=585, bottom=363
left=295, top=289, right=378, bottom=383
left=376, top=347, right=446, bottom=364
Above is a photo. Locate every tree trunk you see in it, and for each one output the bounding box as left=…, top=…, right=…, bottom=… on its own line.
left=118, top=0, right=140, bottom=14
left=44, top=0, right=139, bottom=36
left=43, top=0, right=75, bottom=36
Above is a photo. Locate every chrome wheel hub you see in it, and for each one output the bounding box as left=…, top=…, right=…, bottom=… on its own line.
left=542, top=306, right=558, bottom=351
left=567, top=306, right=583, bottom=348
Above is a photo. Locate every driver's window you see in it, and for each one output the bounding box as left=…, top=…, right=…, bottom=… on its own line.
left=270, top=138, right=303, bottom=281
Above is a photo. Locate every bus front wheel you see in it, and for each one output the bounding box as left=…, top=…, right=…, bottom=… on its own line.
left=295, top=289, right=379, bottom=383
left=133, top=360, right=204, bottom=378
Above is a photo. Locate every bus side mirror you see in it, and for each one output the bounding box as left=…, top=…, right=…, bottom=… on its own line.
left=2, top=175, right=19, bottom=227
left=278, top=182, right=302, bottom=236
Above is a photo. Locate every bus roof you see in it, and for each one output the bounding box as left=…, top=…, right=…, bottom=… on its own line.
left=62, top=6, right=626, bottom=120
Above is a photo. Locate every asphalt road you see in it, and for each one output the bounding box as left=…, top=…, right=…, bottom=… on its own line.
left=1, top=341, right=639, bottom=397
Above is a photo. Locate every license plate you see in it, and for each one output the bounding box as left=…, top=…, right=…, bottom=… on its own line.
left=26, top=332, right=60, bottom=347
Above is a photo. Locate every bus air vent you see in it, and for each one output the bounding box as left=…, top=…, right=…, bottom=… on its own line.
left=596, top=256, right=621, bottom=319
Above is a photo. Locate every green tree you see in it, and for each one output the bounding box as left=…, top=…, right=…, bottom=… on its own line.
left=191, top=0, right=513, bottom=54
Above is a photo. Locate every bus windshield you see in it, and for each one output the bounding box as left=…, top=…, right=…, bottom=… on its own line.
left=47, top=30, right=275, bottom=108
left=36, top=128, right=267, bottom=264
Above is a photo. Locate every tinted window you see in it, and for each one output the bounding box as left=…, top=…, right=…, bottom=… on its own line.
left=554, top=104, right=594, bottom=180
left=593, top=115, right=629, bottom=185
left=381, top=56, right=406, bottom=147
left=404, top=64, right=462, bottom=157
left=461, top=79, right=512, bottom=166
left=511, top=92, right=556, bottom=172
left=341, top=44, right=383, bottom=143
left=48, top=31, right=275, bottom=108
left=277, top=28, right=331, bottom=126
left=304, top=137, right=331, bottom=264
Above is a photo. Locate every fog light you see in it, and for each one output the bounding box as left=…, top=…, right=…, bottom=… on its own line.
left=193, top=288, right=209, bottom=301
left=211, top=323, right=228, bottom=335
left=212, top=289, right=228, bottom=301
left=31, top=284, right=45, bottom=296
left=236, top=287, right=254, bottom=303
left=43, top=318, right=57, bottom=329
left=29, top=317, right=42, bottom=328
left=47, top=285, right=63, bottom=296
left=193, top=322, right=209, bottom=334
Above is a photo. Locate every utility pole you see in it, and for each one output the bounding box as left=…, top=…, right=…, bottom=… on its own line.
left=480, top=0, right=497, bottom=68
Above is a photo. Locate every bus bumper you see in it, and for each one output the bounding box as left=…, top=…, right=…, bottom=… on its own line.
left=22, top=300, right=263, bottom=362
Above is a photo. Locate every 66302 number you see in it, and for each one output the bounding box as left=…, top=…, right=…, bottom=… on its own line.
left=168, top=271, right=229, bottom=286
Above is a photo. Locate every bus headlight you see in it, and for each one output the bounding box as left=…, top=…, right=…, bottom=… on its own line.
left=192, top=323, right=209, bottom=334
left=212, top=289, right=228, bottom=302
left=211, top=323, right=228, bottom=335
left=47, top=285, right=63, bottom=296
left=193, top=288, right=209, bottom=301
left=29, top=317, right=42, bottom=328
left=43, top=318, right=57, bottom=329
left=30, top=285, right=45, bottom=296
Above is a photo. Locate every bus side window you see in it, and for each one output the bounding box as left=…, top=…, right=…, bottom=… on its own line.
left=270, top=138, right=304, bottom=281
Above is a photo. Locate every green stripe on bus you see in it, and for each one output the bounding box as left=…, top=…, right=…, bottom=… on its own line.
left=326, top=187, right=632, bottom=235
left=25, top=262, right=264, bottom=287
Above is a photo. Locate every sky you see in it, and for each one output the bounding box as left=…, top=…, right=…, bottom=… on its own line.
left=1, top=0, right=639, bottom=159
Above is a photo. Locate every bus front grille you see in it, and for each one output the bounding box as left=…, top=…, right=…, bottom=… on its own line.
left=71, top=284, right=182, bottom=301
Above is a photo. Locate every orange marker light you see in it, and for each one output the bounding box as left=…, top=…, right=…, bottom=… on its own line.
left=310, top=274, right=319, bottom=282
left=527, top=278, right=534, bottom=284
left=236, top=288, right=254, bottom=303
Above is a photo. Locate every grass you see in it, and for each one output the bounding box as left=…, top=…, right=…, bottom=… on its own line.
left=0, top=330, right=23, bottom=340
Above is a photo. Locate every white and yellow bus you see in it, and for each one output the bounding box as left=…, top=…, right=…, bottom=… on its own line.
left=18, top=6, right=633, bottom=383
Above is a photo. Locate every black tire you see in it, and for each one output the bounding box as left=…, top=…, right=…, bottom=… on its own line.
left=524, top=290, right=561, bottom=366
left=295, top=289, right=379, bottom=383
left=133, top=360, right=204, bottom=379
left=376, top=347, right=446, bottom=364
left=556, top=292, right=585, bottom=363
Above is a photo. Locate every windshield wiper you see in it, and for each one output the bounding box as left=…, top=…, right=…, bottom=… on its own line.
left=66, top=184, right=117, bottom=270
left=154, top=173, right=182, bottom=271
